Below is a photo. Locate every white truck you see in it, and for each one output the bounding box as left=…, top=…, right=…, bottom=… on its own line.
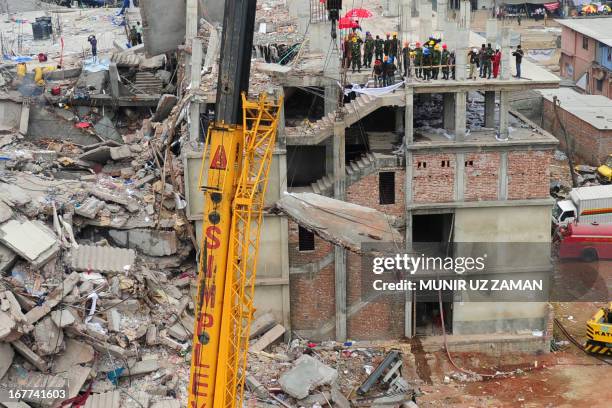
left=553, top=185, right=612, bottom=228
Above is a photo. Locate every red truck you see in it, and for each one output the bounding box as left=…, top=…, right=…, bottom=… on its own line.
left=558, top=222, right=612, bottom=261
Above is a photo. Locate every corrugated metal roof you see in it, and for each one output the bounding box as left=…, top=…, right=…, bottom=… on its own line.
left=83, top=390, right=120, bottom=408
left=539, top=88, right=612, bottom=130
left=556, top=17, right=612, bottom=48
left=70, top=245, right=136, bottom=273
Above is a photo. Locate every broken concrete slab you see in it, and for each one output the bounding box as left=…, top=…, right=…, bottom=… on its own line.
left=246, top=374, right=268, bottom=399
left=250, top=324, right=286, bottom=352
left=79, top=146, right=112, bottom=163
left=106, top=309, right=121, bottom=332
left=146, top=324, right=158, bottom=345
left=119, top=358, right=160, bottom=377
left=109, top=229, right=178, bottom=256
left=50, top=309, right=76, bottom=328
left=0, top=220, right=60, bottom=267
left=83, top=390, right=120, bottom=408
left=0, top=200, right=13, bottom=223
left=150, top=400, right=181, bottom=408
left=274, top=192, right=403, bottom=254
left=0, top=310, right=17, bottom=341
left=0, top=342, right=14, bottom=379
left=75, top=196, right=106, bottom=219
left=90, top=188, right=140, bottom=212
left=11, top=340, right=48, bottom=372
left=33, top=316, right=64, bottom=355
left=70, top=245, right=136, bottom=273
left=151, top=94, right=178, bottom=122
left=57, top=365, right=91, bottom=403
left=94, top=116, right=123, bottom=144
left=52, top=338, right=95, bottom=374
left=0, top=243, right=17, bottom=273
left=167, top=322, right=189, bottom=341
left=250, top=312, right=277, bottom=339
left=25, top=272, right=80, bottom=326
left=279, top=355, right=338, bottom=400
left=109, top=145, right=134, bottom=161
left=331, top=385, right=351, bottom=408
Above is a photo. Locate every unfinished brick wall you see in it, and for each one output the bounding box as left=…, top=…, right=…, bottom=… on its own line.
left=543, top=99, right=612, bottom=165
left=346, top=168, right=405, bottom=218
left=412, top=153, right=455, bottom=203
left=507, top=150, right=552, bottom=200
left=288, top=220, right=336, bottom=336
left=464, top=152, right=500, bottom=201
left=346, top=251, right=405, bottom=339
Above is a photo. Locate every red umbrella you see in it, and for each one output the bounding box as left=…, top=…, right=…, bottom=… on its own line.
left=345, top=8, right=373, bottom=19
left=339, top=17, right=359, bottom=29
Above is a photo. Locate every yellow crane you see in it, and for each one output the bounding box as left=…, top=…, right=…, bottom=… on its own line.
left=188, top=2, right=343, bottom=406
left=585, top=302, right=612, bottom=356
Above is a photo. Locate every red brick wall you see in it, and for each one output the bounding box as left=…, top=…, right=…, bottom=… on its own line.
left=413, top=153, right=455, bottom=203
left=346, top=169, right=405, bottom=218
left=464, top=152, right=500, bottom=201
left=542, top=99, right=612, bottom=165
left=507, top=150, right=552, bottom=200
left=288, top=220, right=336, bottom=336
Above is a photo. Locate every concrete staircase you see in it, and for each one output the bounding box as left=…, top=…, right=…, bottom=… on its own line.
left=308, top=152, right=402, bottom=196
left=285, top=92, right=404, bottom=146
left=125, top=72, right=163, bottom=95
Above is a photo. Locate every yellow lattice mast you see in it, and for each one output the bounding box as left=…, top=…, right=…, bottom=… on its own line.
left=189, top=93, right=282, bottom=408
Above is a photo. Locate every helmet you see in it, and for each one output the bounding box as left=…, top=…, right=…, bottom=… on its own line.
left=473, top=48, right=478, bottom=53
left=352, top=37, right=357, bottom=43
left=429, top=40, right=434, bottom=46
left=434, top=44, right=441, bottom=50
left=383, top=56, right=389, bottom=61
left=495, top=44, right=500, bottom=50
left=423, top=48, right=431, bottom=56
left=416, top=41, right=421, bottom=47
left=404, top=41, right=409, bottom=47
left=442, top=43, right=447, bottom=49
left=366, top=31, right=370, bottom=35
left=386, top=32, right=390, bottom=37
left=393, top=32, right=398, bottom=37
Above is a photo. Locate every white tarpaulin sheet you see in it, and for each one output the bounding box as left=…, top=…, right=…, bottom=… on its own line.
left=343, top=81, right=405, bottom=97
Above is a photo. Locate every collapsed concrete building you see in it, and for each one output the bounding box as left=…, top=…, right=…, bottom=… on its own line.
left=178, top=0, right=561, bottom=351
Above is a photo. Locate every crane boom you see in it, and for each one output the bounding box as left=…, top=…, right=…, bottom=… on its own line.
left=187, top=1, right=282, bottom=406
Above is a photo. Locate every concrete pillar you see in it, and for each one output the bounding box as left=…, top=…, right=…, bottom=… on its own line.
left=459, top=0, right=471, bottom=31
left=395, top=107, right=404, bottom=134
left=189, top=37, right=203, bottom=142
left=325, top=85, right=339, bottom=116
left=499, top=151, right=508, bottom=200
left=443, top=93, right=455, bottom=130
left=501, top=27, right=512, bottom=80
left=400, top=0, right=413, bottom=44
left=454, top=91, right=467, bottom=141
left=499, top=90, right=510, bottom=139
left=455, top=152, right=465, bottom=201
left=443, top=17, right=457, bottom=52
left=288, top=0, right=310, bottom=34
left=404, top=86, right=414, bottom=144
left=19, top=99, right=30, bottom=136
left=437, top=0, right=448, bottom=31
left=333, top=120, right=347, bottom=342
left=455, top=29, right=468, bottom=81
left=384, top=0, right=400, bottom=17
left=484, top=91, right=496, bottom=128
left=486, top=18, right=498, bottom=46
left=419, top=1, right=433, bottom=41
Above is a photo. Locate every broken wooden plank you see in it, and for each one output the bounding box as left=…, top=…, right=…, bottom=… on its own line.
left=250, top=324, right=286, bottom=352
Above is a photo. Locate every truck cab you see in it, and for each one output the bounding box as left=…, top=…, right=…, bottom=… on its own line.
left=553, top=199, right=577, bottom=227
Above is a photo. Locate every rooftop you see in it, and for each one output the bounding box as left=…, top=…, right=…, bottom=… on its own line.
left=555, top=17, right=612, bottom=47
left=539, top=88, right=612, bottom=131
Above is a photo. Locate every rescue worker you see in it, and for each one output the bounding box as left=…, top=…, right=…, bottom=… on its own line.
left=449, top=51, right=456, bottom=80
left=343, top=36, right=352, bottom=69
left=512, top=44, right=524, bottom=78
left=374, top=35, right=384, bottom=61
left=468, top=48, right=479, bottom=80
left=384, top=56, right=397, bottom=86
left=381, top=56, right=390, bottom=86
left=492, top=45, right=501, bottom=78
left=414, top=42, right=423, bottom=78
left=484, top=43, right=494, bottom=79
left=401, top=41, right=411, bottom=78
left=136, top=22, right=144, bottom=45
left=389, top=33, right=399, bottom=59
left=384, top=33, right=392, bottom=57
left=441, top=44, right=450, bottom=80
left=87, top=35, right=98, bottom=62
left=363, top=32, right=374, bottom=68
left=130, top=25, right=139, bottom=47
left=478, top=44, right=486, bottom=77
left=432, top=43, right=441, bottom=80
left=351, top=36, right=362, bottom=73
left=422, top=47, right=432, bottom=80
left=373, top=58, right=384, bottom=87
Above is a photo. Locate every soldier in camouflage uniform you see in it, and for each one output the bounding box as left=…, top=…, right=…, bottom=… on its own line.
left=389, top=33, right=399, bottom=59
left=414, top=42, right=423, bottom=78
left=363, top=32, right=374, bottom=69
left=374, top=35, right=384, bottom=61
left=351, top=37, right=362, bottom=73
left=441, top=44, right=450, bottom=80
left=432, top=43, right=441, bottom=80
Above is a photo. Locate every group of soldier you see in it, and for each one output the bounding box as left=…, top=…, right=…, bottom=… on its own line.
left=343, top=31, right=458, bottom=87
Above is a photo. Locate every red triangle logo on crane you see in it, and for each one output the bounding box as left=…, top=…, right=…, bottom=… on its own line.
left=210, top=146, right=228, bottom=170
